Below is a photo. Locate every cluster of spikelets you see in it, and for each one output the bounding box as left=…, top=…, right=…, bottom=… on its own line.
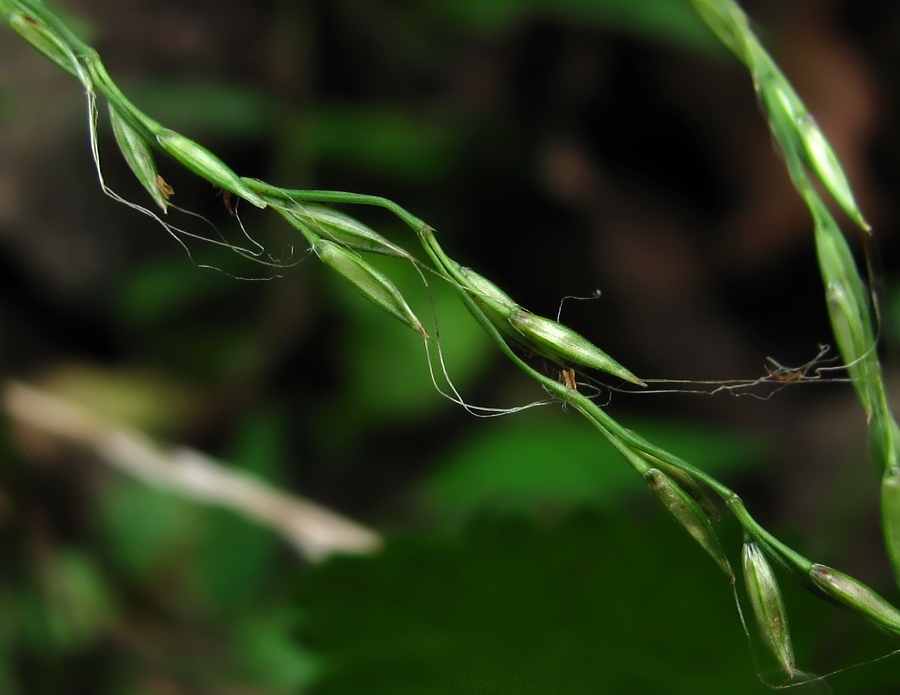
left=5, top=0, right=900, bottom=682
left=690, top=0, right=900, bottom=677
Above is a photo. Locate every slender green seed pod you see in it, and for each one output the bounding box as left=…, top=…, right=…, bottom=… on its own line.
left=509, top=310, right=645, bottom=386
left=313, top=239, right=428, bottom=339
left=276, top=211, right=320, bottom=248
left=743, top=542, right=795, bottom=678
left=109, top=104, right=169, bottom=212
left=277, top=202, right=411, bottom=259
left=810, top=191, right=867, bottom=297
left=824, top=281, right=868, bottom=365
left=156, top=129, right=267, bottom=209
left=756, top=75, right=807, bottom=185
left=764, top=76, right=869, bottom=232
left=453, top=265, right=525, bottom=344
left=809, top=564, right=900, bottom=636
left=6, top=9, right=81, bottom=78
left=457, top=266, right=518, bottom=319
left=644, top=469, right=733, bottom=580
left=796, top=112, right=870, bottom=232
left=644, top=455, right=721, bottom=522
left=882, top=467, right=900, bottom=590
left=825, top=281, right=880, bottom=416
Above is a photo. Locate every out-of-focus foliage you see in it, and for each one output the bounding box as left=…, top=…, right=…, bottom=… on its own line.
left=422, top=414, right=765, bottom=522
left=301, top=511, right=772, bottom=695
left=298, top=511, right=900, bottom=694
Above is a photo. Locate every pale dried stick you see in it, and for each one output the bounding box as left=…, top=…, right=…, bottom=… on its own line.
left=3, top=380, right=382, bottom=561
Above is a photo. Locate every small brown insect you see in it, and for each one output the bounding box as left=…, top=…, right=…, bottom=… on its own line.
left=216, top=187, right=236, bottom=217
left=764, top=365, right=804, bottom=383
left=561, top=368, right=578, bottom=391
left=155, top=174, right=174, bottom=200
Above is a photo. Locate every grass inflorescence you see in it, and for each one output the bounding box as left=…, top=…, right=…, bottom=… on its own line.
left=3, top=0, right=900, bottom=683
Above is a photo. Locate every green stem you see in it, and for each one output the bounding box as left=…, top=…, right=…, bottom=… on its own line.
left=82, top=54, right=164, bottom=138
left=727, top=497, right=813, bottom=577
left=242, top=179, right=429, bottom=235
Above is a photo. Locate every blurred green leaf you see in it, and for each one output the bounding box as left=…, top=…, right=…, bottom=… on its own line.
left=201, top=508, right=278, bottom=614
left=298, top=511, right=772, bottom=695
left=422, top=415, right=637, bottom=521
left=98, top=478, right=203, bottom=583
left=38, top=550, right=117, bottom=652
left=19, top=588, right=55, bottom=656
left=16, top=553, right=114, bottom=664
left=199, top=407, right=286, bottom=612
left=235, top=608, right=321, bottom=693
left=422, top=415, right=765, bottom=522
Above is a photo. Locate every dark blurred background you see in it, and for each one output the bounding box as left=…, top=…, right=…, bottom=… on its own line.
left=2, top=0, right=900, bottom=693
